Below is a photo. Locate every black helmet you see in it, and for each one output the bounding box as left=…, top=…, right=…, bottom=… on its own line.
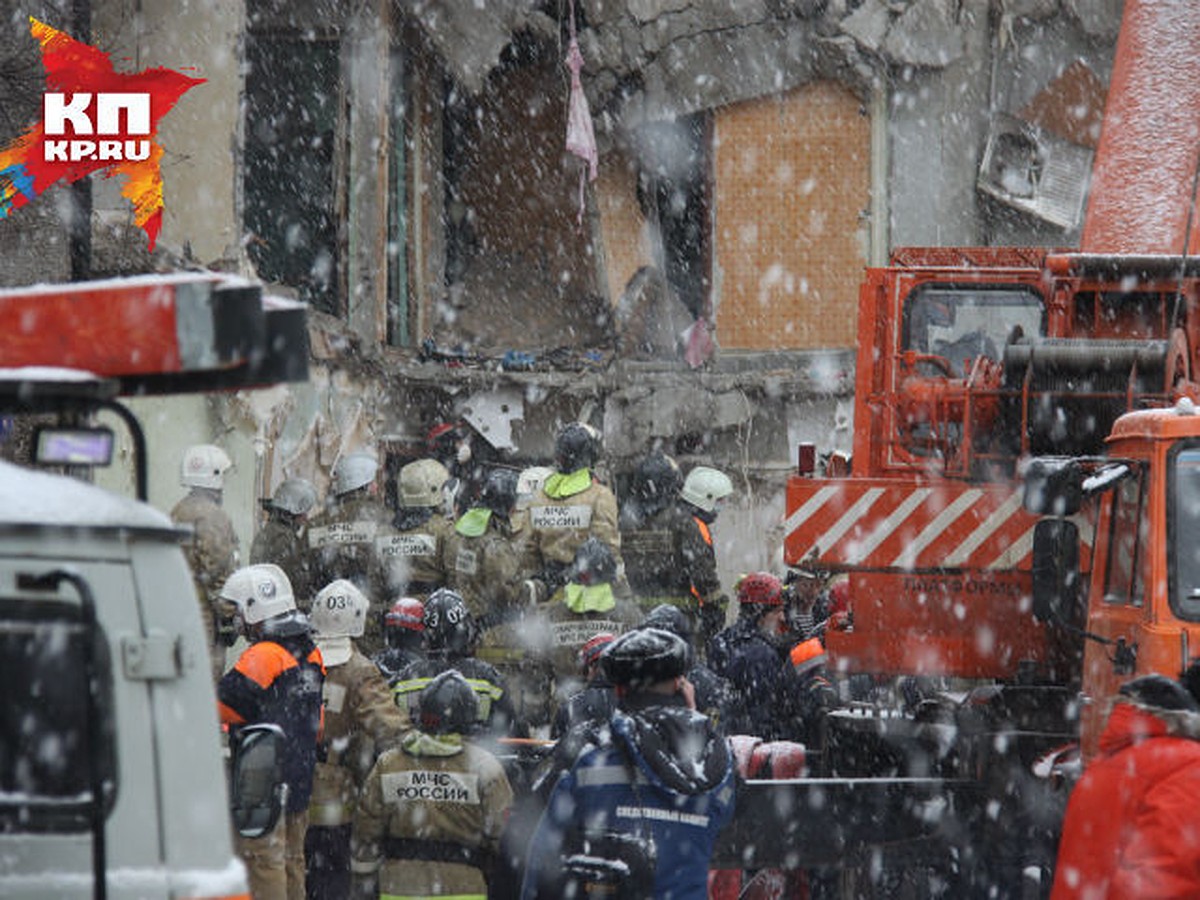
left=555, top=422, right=601, bottom=472
left=418, top=669, right=479, bottom=734
left=570, top=537, right=617, bottom=586
left=642, top=603, right=693, bottom=643
left=1118, top=673, right=1200, bottom=712
left=602, top=627, right=689, bottom=689
left=480, top=468, right=519, bottom=517
left=423, top=588, right=478, bottom=655
left=629, top=452, right=682, bottom=516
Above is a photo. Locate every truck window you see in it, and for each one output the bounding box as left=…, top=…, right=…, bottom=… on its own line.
left=904, top=287, right=1044, bottom=376
left=1171, top=447, right=1200, bottom=622
left=1103, top=469, right=1146, bottom=606
left=0, top=598, right=115, bottom=832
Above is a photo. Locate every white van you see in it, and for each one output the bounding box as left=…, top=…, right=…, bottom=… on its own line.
left=0, top=460, right=252, bottom=899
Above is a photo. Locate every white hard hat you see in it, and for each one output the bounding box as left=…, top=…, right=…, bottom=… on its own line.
left=181, top=444, right=233, bottom=490
left=681, top=466, right=733, bottom=513
left=311, top=579, right=369, bottom=639
left=398, top=458, right=450, bottom=507
left=220, top=564, right=296, bottom=624
left=271, top=477, right=318, bottom=516
left=333, top=451, right=378, bottom=495
left=516, top=465, right=554, bottom=508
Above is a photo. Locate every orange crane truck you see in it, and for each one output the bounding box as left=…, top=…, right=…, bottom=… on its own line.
left=721, top=0, right=1200, bottom=894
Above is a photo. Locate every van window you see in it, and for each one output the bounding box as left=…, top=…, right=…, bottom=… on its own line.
left=1171, top=447, right=1200, bottom=622
left=0, top=598, right=115, bottom=832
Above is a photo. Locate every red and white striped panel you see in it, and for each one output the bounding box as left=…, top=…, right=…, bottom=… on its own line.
left=784, top=479, right=1066, bottom=572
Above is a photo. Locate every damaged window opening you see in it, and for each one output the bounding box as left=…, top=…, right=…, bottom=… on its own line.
left=243, top=27, right=341, bottom=317
left=638, top=114, right=711, bottom=321
left=388, top=45, right=412, bottom=347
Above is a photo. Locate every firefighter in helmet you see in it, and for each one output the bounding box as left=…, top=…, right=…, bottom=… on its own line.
left=527, top=422, right=625, bottom=597
left=306, top=579, right=409, bottom=898
left=391, top=588, right=523, bottom=739
left=372, top=596, right=426, bottom=684
left=377, top=458, right=454, bottom=602
left=171, top=443, right=240, bottom=681
left=677, top=465, right=734, bottom=649
left=306, top=450, right=390, bottom=655
left=352, top=669, right=514, bottom=900
left=251, top=476, right=318, bottom=610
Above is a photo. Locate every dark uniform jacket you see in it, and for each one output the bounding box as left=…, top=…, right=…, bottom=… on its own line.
left=708, top=618, right=788, bottom=739
left=249, top=515, right=313, bottom=608
left=392, top=655, right=523, bottom=738
left=217, top=631, right=326, bottom=813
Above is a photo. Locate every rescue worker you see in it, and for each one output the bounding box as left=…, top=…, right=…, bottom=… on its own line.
left=352, top=669, right=514, bottom=900
left=1051, top=674, right=1200, bottom=898
left=533, top=537, right=643, bottom=715
left=550, top=632, right=618, bottom=740
left=251, top=477, right=319, bottom=610
left=620, top=454, right=732, bottom=652
left=707, top=572, right=790, bottom=739
left=444, top=467, right=547, bottom=725
left=677, top=465, right=734, bottom=649
left=781, top=635, right=838, bottom=756
left=391, top=588, right=523, bottom=739
left=521, top=627, right=735, bottom=900
left=376, top=458, right=453, bottom=601
left=306, top=579, right=410, bottom=900
left=513, top=464, right=554, bottom=533
left=371, top=596, right=426, bottom=684
left=527, top=421, right=624, bottom=595
left=217, top=564, right=325, bottom=900
left=306, top=450, right=389, bottom=656
left=172, top=442, right=240, bottom=681
left=641, top=603, right=732, bottom=731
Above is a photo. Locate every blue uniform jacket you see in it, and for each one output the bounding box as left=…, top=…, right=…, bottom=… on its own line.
left=521, top=700, right=735, bottom=899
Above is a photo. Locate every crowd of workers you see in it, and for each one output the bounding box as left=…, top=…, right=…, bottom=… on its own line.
left=167, top=423, right=1200, bottom=899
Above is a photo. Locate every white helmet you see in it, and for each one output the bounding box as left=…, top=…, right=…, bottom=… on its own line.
left=220, top=564, right=296, bottom=625
left=333, top=451, right=378, bottom=496
left=311, top=579, right=369, bottom=639
left=516, top=465, right=554, bottom=509
left=398, top=458, right=451, bottom=507
left=271, top=477, right=318, bottom=516
left=181, top=444, right=233, bottom=490
left=681, top=466, right=734, bottom=513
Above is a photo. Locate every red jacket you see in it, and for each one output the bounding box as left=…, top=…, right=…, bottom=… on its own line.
left=1051, top=701, right=1200, bottom=899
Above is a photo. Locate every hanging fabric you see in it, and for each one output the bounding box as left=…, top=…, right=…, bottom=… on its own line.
left=564, top=0, right=598, bottom=227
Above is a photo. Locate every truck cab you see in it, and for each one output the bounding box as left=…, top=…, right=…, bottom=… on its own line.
left=0, top=460, right=249, bottom=899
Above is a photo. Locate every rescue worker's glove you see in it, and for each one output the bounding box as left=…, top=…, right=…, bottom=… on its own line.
left=522, top=578, right=549, bottom=606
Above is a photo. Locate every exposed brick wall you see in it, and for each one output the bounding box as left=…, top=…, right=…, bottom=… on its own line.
left=595, top=146, right=652, bottom=303
left=713, top=81, right=870, bottom=350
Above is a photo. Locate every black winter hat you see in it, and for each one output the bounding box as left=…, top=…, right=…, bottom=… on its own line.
left=1118, top=673, right=1200, bottom=712
left=602, top=627, right=689, bottom=689
left=1183, top=660, right=1200, bottom=707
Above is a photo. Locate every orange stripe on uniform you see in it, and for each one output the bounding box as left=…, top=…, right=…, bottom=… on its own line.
left=694, top=517, right=712, bottom=546
left=233, top=641, right=299, bottom=689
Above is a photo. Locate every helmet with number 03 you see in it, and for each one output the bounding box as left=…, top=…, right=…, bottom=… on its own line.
left=310, top=579, right=369, bottom=639
left=423, top=588, right=478, bottom=655
left=333, top=451, right=378, bottom=496
left=220, top=564, right=296, bottom=624
left=398, top=458, right=451, bottom=508
left=418, top=669, right=479, bottom=734
left=181, top=444, right=233, bottom=490
left=555, top=421, right=602, bottom=472
left=681, top=466, right=733, bottom=514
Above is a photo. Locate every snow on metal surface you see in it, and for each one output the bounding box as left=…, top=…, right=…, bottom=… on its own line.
left=0, top=460, right=173, bottom=531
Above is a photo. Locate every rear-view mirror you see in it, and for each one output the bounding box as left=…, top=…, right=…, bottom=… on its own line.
left=229, top=723, right=285, bottom=839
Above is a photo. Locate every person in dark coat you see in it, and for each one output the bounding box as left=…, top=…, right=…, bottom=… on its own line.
left=250, top=477, right=318, bottom=609
left=640, top=603, right=732, bottom=731
left=217, top=564, right=325, bottom=900
left=371, top=596, right=426, bottom=684
left=707, top=571, right=790, bottom=739
left=521, top=627, right=735, bottom=900
left=391, top=588, right=524, bottom=739
left=1051, top=673, right=1200, bottom=899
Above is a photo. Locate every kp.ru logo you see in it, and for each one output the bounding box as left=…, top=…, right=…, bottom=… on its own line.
left=0, top=18, right=203, bottom=250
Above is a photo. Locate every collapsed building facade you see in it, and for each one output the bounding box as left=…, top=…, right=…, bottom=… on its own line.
left=0, top=0, right=1121, bottom=582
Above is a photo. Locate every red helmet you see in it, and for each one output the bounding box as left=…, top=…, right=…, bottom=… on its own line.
left=737, top=572, right=783, bottom=606
left=578, top=632, right=616, bottom=670
left=385, top=597, right=425, bottom=632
